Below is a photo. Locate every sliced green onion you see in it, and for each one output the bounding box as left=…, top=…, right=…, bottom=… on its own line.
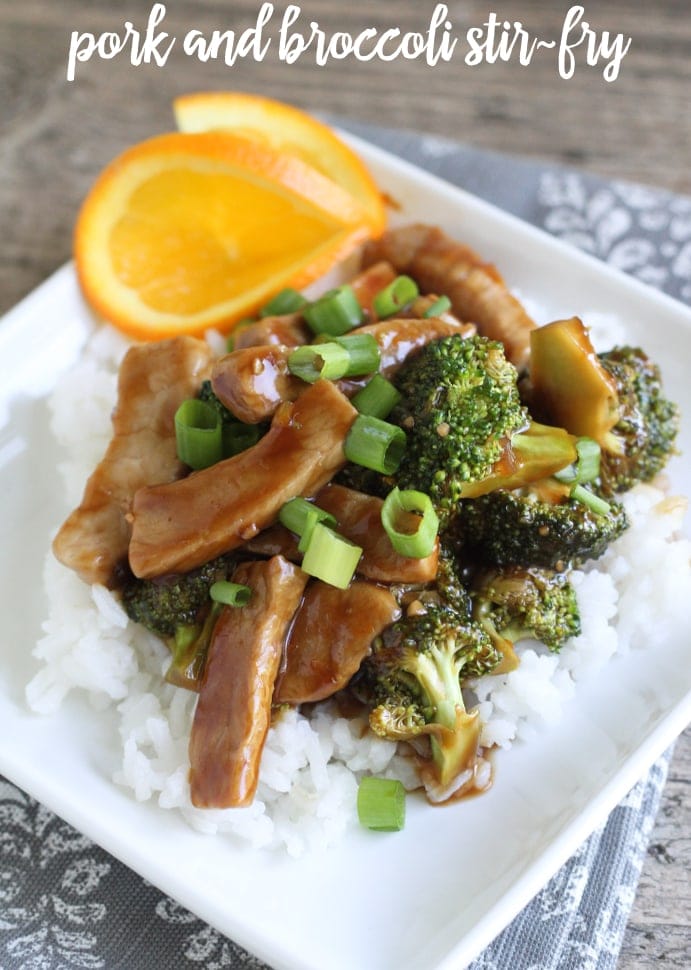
left=279, top=496, right=337, bottom=536
left=331, top=332, right=381, bottom=376
left=345, top=414, right=406, bottom=475
left=423, top=295, right=452, bottom=318
left=309, top=332, right=381, bottom=378
left=553, top=465, right=577, bottom=484
left=357, top=777, right=406, bottom=831
left=175, top=399, right=223, bottom=470
left=381, top=487, right=439, bottom=558
left=303, top=285, right=363, bottom=336
left=209, top=581, right=252, bottom=607
left=297, top=506, right=320, bottom=554
left=574, top=437, right=601, bottom=482
left=260, top=287, right=307, bottom=317
left=288, top=343, right=351, bottom=383
left=352, top=374, right=402, bottom=419
left=372, top=275, right=419, bottom=319
left=223, top=421, right=262, bottom=457
left=571, top=484, right=612, bottom=516
left=300, top=522, right=362, bottom=589
left=555, top=437, right=601, bottom=485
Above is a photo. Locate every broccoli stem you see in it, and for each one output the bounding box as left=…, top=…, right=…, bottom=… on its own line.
left=430, top=709, right=481, bottom=790
left=408, top=639, right=481, bottom=789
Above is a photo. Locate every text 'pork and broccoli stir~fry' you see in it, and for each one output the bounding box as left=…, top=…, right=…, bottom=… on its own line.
left=52, top=223, right=680, bottom=814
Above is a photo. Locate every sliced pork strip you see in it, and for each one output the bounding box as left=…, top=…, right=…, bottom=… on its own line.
left=210, top=345, right=303, bottom=424
left=52, top=335, right=212, bottom=588
left=189, top=556, right=308, bottom=808
left=362, top=223, right=536, bottom=370
left=274, top=580, right=399, bottom=705
left=128, top=379, right=358, bottom=578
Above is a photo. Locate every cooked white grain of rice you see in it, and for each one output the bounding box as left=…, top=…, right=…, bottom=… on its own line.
left=27, top=325, right=691, bottom=856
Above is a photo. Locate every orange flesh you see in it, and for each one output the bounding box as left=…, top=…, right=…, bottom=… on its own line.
left=110, top=167, right=344, bottom=315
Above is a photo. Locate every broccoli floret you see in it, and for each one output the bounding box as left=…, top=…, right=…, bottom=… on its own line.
left=121, top=556, right=234, bottom=689
left=391, top=335, right=526, bottom=513
left=358, top=604, right=500, bottom=792
left=389, top=335, right=577, bottom=523
left=383, top=544, right=472, bottom=633
left=471, top=565, right=581, bottom=662
left=455, top=484, right=628, bottom=569
left=121, top=555, right=231, bottom=637
left=435, top=544, right=473, bottom=615
left=335, top=461, right=390, bottom=499
left=598, top=346, right=679, bottom=494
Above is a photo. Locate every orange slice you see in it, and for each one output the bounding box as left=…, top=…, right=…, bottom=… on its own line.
left=173, top=91, right=386, bottom=236
left=74, top=131, right=373, bottom=340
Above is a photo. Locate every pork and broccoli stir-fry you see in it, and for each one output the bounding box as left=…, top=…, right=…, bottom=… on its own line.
left=52, top=223, right=680, bottom=810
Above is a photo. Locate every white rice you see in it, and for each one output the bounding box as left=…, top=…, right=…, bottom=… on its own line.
left=27, top=325, right=691, bottom=855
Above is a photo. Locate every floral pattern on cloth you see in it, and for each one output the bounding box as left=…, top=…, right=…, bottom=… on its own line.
left=467, top=755, right=669, bottom=970
left=2, top=127, right=688, bottom=969
left=0, top=780, right=110, bottom=969
left=0, top=756, right=671, bottom=970
left=536, top=172, right=691, bottom=303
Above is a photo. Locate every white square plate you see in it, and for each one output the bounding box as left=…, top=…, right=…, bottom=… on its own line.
left=1, top=135, right=690, bottom=970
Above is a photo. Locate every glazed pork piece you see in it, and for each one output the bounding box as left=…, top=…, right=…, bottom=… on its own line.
left=189, top=556, right=309, bottom=808
left=52, top=335, right=212, bottom=588
left=128, top=378, right=358, bottom=578
left=232, top=311, right=310, bottom=350
left=210, top=345, right=303, bottom=424
left=362, top=223, right=536, bottom=370
left=274, top=580, right=400, bottom=705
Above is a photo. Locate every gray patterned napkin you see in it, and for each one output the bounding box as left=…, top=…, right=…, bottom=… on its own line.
left=1, top=123, right=687, bottom=969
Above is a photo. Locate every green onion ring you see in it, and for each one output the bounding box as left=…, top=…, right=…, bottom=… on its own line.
left=330, top=332, right=381, bottom=376
left=279, top=496, right=337, bottom=537
left=381, top=487, right=439, bottom=558
left=372, top=275, right=419, bottom=319
left=174, top=399, right=223, bottom=470
left=423, top=295, right=452, bottom=318
left=260, top=287, right=307, bottom=317
left=288, top=343, right=351, bottom=383
left=345, top=414, right=406, bottom=475
left=351, top=374, right=402, bottom=419
left=555, top=436, right=601, bottom=484
left=300, top=522, right=362, bottom=589
left=357, top=776, right=406, bottom=831
left=303, top=285, right=363, bottom=336
left=209, top=581, right=252, bottom=607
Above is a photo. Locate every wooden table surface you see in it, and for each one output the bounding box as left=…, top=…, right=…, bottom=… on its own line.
left=1, top=1, right=689, bottom=966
